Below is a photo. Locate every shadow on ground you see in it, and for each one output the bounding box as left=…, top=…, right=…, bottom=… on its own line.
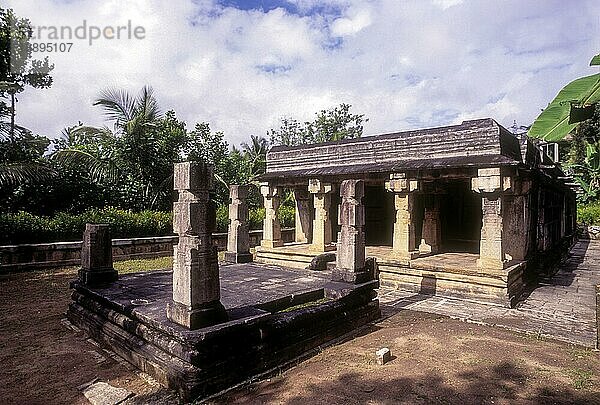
left=217, top=362, right=599, bottom=405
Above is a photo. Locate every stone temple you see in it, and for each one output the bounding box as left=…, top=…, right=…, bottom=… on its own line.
left=67, top=118, right=577, bottom=402
left=255, top=118, right=577, bottom=307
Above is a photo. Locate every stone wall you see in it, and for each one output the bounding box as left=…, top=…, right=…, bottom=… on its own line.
left=0, top=229, right=295, bottom=273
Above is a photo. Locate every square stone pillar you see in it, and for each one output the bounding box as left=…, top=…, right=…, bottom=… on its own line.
left=502, top=179, right=531, bottom=262
left=332, top=179, right=370, bottom=284
left=167, top=161, right=226, bottom=330
left=419, top=195, right=441, bottom=254
left=224, top=185, right=252, bottom=263
left=293, top=187, right=313, bottom=243
left=78, top=224, right=118, bottom=286
left=308, top=179, right=334, bottom=252
left=260, top=183, right=283, bottom=248
left=385, top=173, right=420, bottom=260
left=472, top=168, right=512, bottom=270
left=477, top=195, right=505, bottom=270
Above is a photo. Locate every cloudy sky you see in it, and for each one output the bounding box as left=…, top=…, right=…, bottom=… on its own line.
left=5, top=0, right=600, bottom=146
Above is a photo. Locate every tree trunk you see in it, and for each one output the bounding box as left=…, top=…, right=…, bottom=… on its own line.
left=10, top=91, right=15, bottom=141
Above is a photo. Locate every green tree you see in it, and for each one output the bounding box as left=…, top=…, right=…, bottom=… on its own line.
left=241, top=134, right=269, bottom=177
left=269, top=103, right=367, bottom=146
left=53, top=86, right=171, bottom=209
left=567, top=104, right=600, bottom=203
left=0, top=8, right=53, bottom=140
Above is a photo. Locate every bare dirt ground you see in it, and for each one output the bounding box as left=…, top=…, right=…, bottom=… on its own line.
left=0, top=267, right=171, bottom=405
left=1, top=266, right=600, bottom=404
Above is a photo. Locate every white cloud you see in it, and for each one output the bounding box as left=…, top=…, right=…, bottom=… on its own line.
left=4, top=0, right=599, bottom=146
left=331, top=7, right=372, bottom=36
left=432, top=0, right=464, bottom=10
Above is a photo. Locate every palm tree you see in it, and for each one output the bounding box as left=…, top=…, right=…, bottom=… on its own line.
left=52, top=86, right=164, bottom=204
left=0, top=105, right=55, bottom=187
left=241, top=135, right=269, bottom=178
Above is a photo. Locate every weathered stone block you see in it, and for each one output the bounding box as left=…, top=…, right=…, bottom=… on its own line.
left=260, top=183, right=283, bottom=248
left=308, top=178, right=333, bottom=194
left=226, top=185, right=252, bottom=263
left=376, top=347, right=391, bottom=365
left=169, top=161, right=226, bottom=330
left=173, top=201, right=209, bottom=235
left=172, top=237, right=220, bottom=306
left=174, top=161, right=213, bottom=191
left=79, top=224, right=118, bottom=286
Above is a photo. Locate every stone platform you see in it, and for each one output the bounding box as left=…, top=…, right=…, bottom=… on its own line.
left=255, top=244, right=524, bottom=307
left=67, top=263, right=380, bottom=402
left=255, top=243, right=320, bottom=269
left=374, top=249, right=525, bottom=308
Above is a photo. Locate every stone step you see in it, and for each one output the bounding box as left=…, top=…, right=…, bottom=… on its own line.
left=255, top=247, right=316, bottom=269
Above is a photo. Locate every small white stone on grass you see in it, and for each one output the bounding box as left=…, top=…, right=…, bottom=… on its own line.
left=376, top=347, right=391, bottom=365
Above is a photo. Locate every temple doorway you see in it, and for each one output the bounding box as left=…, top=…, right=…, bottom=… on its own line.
left=364, top=184, right=394, bottom=246
left=439, top=180, right=481, bottom=253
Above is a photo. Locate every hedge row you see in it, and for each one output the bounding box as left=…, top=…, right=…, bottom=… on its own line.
left=215, top=205, right=295, bottom=233
left=0, top=205, right=297, bottom=245
left=578, top=202, right=600, bottom=226
left=0, top=208, right=173, bottom=244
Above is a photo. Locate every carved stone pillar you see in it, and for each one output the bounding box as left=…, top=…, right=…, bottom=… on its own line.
left=308, top=179, right=334, bottom=252
left=224, top=185, right=252, bottom=263
left=167, top=161, right=227, bottom=329
left=260, top=183, right=283, bottom=248
left=419, top=195, right=441, bottom=254
left=293, top=187, right=312, bottom=243
left=78, top=224, right=118, bottom=286
left=472, top=168, right=511, bottom=270
left=502, top=179, right=531, bottom=262
left=385, top=173, right=420, bottom=260
left=332, top=179, right=369, bottom=284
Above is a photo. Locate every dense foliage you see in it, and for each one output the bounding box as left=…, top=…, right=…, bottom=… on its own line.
left=0, top=207, right=172, bottom=244
left=0, top=204, right=297, bottom=244
left=0, top=7, right=367, bottom=243
left=269, top=103, right=367, bottom=146
left=577, top=201, right=600, bottom=226
left=565, top=104, right=600, bottom=203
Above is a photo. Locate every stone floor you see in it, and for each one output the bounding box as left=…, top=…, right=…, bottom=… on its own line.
left=83, top=262, right=332, bottom=335
left=378, top=239, right=600, bottom=348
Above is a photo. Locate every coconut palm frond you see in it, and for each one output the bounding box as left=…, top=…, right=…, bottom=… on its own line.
left=94, top=88, right=136, bottom=127
left=0, top=162, right=56, bottom=187
left=135, top=85, right=161, bottom=123
left=0, top=121, right=31, bottom=140
left=52, top=148, right=120, bottom=183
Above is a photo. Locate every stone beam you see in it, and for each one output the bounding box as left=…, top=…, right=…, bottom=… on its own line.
left=224, top=185, right=252, bottom=263
left=167, top=161, right=227, bottom=329
left=260, top=183, right=283, bottom=248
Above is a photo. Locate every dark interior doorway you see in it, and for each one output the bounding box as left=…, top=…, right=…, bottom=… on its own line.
left=364, top=184, right=394, bottom=246
left=439, top=180, right=481, bottom=253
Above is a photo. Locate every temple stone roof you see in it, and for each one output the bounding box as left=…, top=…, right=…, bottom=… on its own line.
left=261, top=118, right=523, bottom=181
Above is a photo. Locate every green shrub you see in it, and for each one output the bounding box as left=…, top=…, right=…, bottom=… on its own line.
left=277, top=205, right=295, bottom=228
left=578, top=202, right=600, bottom=226
left=216, top=204, right=229, bottom=232
left=0, top=208, right=173, bottom=244
left=249, top=207, right=265, bottom=230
